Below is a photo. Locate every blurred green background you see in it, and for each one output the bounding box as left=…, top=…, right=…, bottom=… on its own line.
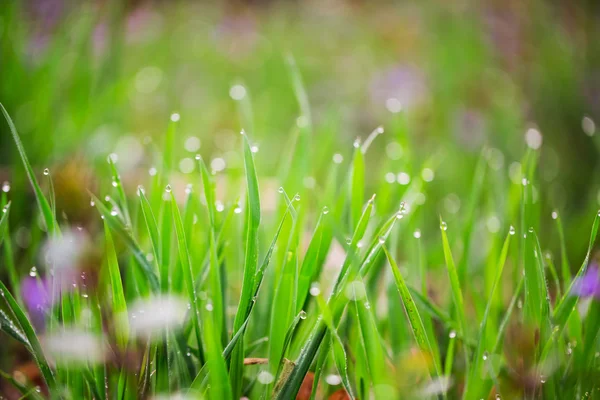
left=1, top=0, right=600, bottom=266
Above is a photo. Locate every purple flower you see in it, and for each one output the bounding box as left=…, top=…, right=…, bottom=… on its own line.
left=21, top=277, right=51, bottom=329
left=571, top=264, right=600, bottom=299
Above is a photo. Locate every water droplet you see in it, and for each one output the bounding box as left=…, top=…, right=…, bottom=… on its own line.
left=240, top=129, right=246, bottom=136
left=251, top=145, right=259, bottom=153
left=205, top=303, right=214, bottom=312
left=309, top=283, right=321, bottom=296
left=195, top=154, right=201, bottom=161
left=43, top=168, right=50, bottom=176
left=293, top=194, right=301, bottom=201
left=170, top=113, right=180, bottom=122
left=378, top=236, right=386, bottom=244
left=322, top=206, right=329, bottom=215
left=1, top=181, right=10, bottom=193
left=353, top=138, right=361, bottom=148
left=540, top=375, right=546, bottom=384
left=509, top=225, right=515, bottom=235
left=299, top=310, right=307, bottom=320
left=482, top=351, right=488, bottom=361
left=110, top=208, right=118, bottom=216
left=332, top=153, right=343, bottom=164
left=165, top=184, right=172, bottom=193
left=185, top=184, right=192, bottom=195
left=551, top=210, right=558, bottom=220
left=413, top=229, right=421, bottom=239
left=148, top=167, right=157, bottom=176
left=215, top=201, right=224, bottom=212
left=345, top=238, right=352, bottom=245
left=234, top=206, right=242, bottom=214
left=364, top=302, right=371, bottom=309
left=521, top=178, right=528, bottom=186
left=440, top=221, right=448, bottom=231
left=257, top=371, right=274, bottom=385
left=278, top=187, right=284, bottom=193
left=29, top=266, right=37, bottom=277
left=396, top=212, right=404, bottom=220
left=528, top=227, right=534, bottom=233
left=112, top=180, right=118, bottom=187
left=325, top=374, right=342, bottom=386
left=449, top=330, right=456, bottom=339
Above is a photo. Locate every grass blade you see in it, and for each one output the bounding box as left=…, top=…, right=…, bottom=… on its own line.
left=229, top=131, right=261, bottom=398
left=170, top=191, right=205, bottom=364
left=0, top=103, right=58, bottom=235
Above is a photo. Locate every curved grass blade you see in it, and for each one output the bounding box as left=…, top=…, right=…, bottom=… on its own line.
left=91, top=193, right=159, bottom=292
left=0, top=308, right=28, bottom=346
left=199, top=156, right=225, bottom=341
left=350, top=144, right=365, bottom=230
left=203, top=305, right=233, bottom=400
left=382, top=244, right=440, bottom=377
left=0, top=103, right=58, bottom=235
left=463, top=232, right=511, bottom=399
left=553, top=211, right=600, bottom=327
left=170, top=191, right=205, bottom=364
left=440, top=216, right=469, bottom=374
left=103, top=220, right=129, bottom=349
left=229, top=131, right=261, bottom=399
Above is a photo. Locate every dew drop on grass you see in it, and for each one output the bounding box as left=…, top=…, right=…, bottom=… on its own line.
left=322, top=206, right=329, bottom=215
left=325, top=374, right=342, bottom=386
left=449, top=330, right=456, bottom=339
left=509, top=225, right=515, bottom=235
left=440, top=221, right=447, bottom=231
left=29, top=266, right=37, bottom=277
left=413, top=229, right=421, bottom=239
left=597, top=209, right=600, bottom=217
left=551, top=210, right=558, bottom=220
left=278, top=187, right=284, bottom=193
left=257, top=371, right=274, bottom=385
left=482, top=351, right=488, bottom=361
left=353, top=138, right=360, bottom=148
left=110, top=208, right=118, bottom=216
left=299, top=310, right=307, bottom=320
left=205, top=303, right=213, bottom=312
left=378, top=236, right=386, bottom=244
left=345, top=238, right=352, bottom=245
left=396, top=212, right=404, bottom=220
left=293, top=194, right=301, bottom=201
left=149, top=167, right=157, bottom=176
left=357, top=240, right=364, bottom=248
left=112, top=180, right=118, bottom=187
left=170, top=113, right=180, bottom=122
left=332, top=153, right=343, bottom=164
left=309, top=283, right=321, bottom=296
left=364, top=302, right=371, bottom=309
left=234, top=205, right=242, bottom=214
left=1, top=181, right=10, bottom=193
left=528, top=227, right=534, bottom=233
left=195, top=154, right=201, bottom=161
left=165, top=184, right=172, bottom=193
left=43, top=168, right=50, bottom=176
left=185, top=184, right=192, bottom=195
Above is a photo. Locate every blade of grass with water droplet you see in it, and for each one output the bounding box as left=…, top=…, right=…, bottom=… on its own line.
left=229, top=131, right=261, bottom=399
left=0, top=202, right=10, bottom=247
left=553, top=210, right=571, bottom=287
left=170, top=191, right=205, bottom=364
left=91, top=193, right=159, bottom=292
left=440, top=216, right=469, bottom=374
left=199, top=156, right=225, bottom=342
left=382, top=244, right=440, bottom=377
left=108, top=158, right=131, bottom=227
left=313, top=294, right=355, bottom=399
left=276, top=200, right=391, bottom=400
left=553, top=211, right=600, bottom=327
left=203, top=305, right=233, bottom=400
left=0, top=369, right=45, bottom=400
left=0, top=103, right=59, bottom=235
left=268, top=248, right=298, bottom=384
left=103, top=220, right=129, bottom=349
left=352, top=279, right=393, bottom=396
left=296, top=211, right=325, bottom=311
left=463, top=231, right=511, bottom=399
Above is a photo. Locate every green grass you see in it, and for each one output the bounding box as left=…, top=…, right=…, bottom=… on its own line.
left=2, top=2, right=600, bottom=399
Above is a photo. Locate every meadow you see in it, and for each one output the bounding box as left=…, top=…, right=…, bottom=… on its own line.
left=1, top=1, right=600, bottom=399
